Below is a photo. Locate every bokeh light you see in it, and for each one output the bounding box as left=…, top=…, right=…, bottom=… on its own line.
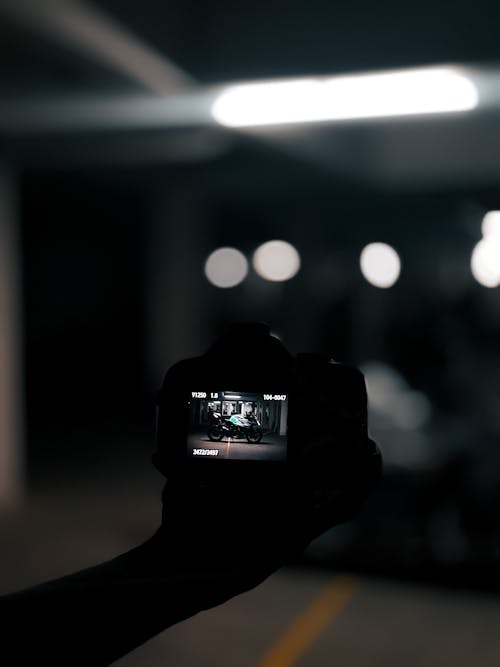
left=252, top=240, right=301, bottom=282
left=204, top=247, right=248, bottom=288
left=471, top=238, right=500, bottom=287
left=360, top=242, right=401, bottom=288
left=481, top=211, right=500, bottom=238
left=362, top=361, right=432, bottom=431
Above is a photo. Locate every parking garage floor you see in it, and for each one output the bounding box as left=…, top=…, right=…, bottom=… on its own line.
left=1, top=441, right=500, bottom=667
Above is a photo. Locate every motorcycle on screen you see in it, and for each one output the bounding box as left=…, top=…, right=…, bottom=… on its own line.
left=207, top=413, right=263, bottom=443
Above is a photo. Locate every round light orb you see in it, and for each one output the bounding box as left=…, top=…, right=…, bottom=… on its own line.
left=252, top=240, right=301, bottom=282
left=360, top=243, right=401, bottom=288
left=482, top=211, right=500, bottom=238
left=471, top=238, right=500, bottom=287
left=204, top=247, right=248, bottom=288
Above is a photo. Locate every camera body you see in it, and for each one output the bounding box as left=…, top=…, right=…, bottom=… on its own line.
left=154, top=323, right=295, bottom=484
left=154, top=322, right=377, bottom=495
left=155, top=322, right=380, bottom=535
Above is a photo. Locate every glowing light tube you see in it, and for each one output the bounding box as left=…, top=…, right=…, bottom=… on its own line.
left=211, top=67, right=478, bottom=127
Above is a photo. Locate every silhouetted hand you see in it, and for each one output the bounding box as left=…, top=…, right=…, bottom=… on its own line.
left=1, top=331, right=380, bottom=666
left=151, top=351, right=381, bottom=619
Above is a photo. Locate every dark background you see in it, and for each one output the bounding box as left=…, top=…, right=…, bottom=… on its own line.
left=2, top=1, right=500, bottom=664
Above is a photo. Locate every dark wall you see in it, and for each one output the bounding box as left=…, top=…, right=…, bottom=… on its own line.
left=21, top=169, right=149, bottom=453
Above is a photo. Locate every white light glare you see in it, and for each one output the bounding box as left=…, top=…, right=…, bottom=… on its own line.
left=481, top=211, right=500, bottom=238
left=470, top=211, right=500, bottom=288
left=471, top=238, right=500, bottom=287
left=204, top=247, right=248, bottom=288
left=360, top=243, right=401, bottom=288
left=212, top=67, right=478, bottom=127
left=253, top=240, right=301, bottom=282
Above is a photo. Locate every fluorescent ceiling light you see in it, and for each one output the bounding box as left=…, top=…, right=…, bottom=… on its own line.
left=211, top=67, right=478, bottom=127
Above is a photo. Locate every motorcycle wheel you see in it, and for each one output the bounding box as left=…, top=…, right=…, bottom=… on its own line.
left=246, top=428, right=262, bottom=443
left=207, top=426, right=224, bottom=441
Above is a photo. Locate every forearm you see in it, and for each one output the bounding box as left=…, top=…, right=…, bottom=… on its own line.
left=1, top=442, right=380, bottom=666
left=0, top=533, right=268, bottom=667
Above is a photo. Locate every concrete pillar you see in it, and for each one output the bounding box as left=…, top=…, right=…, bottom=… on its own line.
left=0, top=164, right=23, bottom=508
left=147, top=181, right=210, bottom=389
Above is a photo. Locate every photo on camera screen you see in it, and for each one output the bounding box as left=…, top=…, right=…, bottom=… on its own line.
left=187, top=391, right=288, bottom=461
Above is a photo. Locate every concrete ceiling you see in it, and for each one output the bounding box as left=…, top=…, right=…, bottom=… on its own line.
left=1, top=0, right=500, bottom=191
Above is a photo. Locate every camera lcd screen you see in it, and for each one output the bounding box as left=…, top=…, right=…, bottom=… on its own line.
left=187, top=391, right=288, bottom=461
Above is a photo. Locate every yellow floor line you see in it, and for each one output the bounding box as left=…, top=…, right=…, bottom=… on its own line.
left=258, top=575, right=360, bottom=667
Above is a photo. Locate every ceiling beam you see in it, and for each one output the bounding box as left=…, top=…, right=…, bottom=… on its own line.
left=0, top=0, right=195, bottom=94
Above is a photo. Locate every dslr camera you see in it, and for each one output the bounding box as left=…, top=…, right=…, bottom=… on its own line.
left=154, top=323, right=380, bottom=500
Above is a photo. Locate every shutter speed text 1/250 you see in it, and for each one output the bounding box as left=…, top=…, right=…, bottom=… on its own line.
left=190, top=392, right=287, bottom=401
